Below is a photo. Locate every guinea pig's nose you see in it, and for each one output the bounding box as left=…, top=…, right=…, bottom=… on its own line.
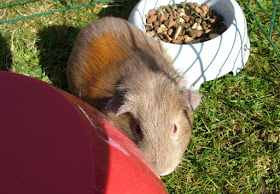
left=158, top=169, right=174, bottom=176
left=151, top=160, right=175, bottom=176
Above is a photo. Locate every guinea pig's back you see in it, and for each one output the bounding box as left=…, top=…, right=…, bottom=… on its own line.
left=67, top=17, right=169, bottom=110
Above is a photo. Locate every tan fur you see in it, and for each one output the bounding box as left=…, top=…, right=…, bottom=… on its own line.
left=67, top=17, right=201, bottom=176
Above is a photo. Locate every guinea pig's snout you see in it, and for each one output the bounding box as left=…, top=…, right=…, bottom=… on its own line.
left=159, top=169, right=174, bottom=176
left=148, top=153, right=183, bottom=176
left=151, top=161, right=177, bottom=176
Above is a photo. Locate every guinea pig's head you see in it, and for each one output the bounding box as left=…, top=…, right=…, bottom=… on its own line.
left=108, top=74, right=201, bottom=176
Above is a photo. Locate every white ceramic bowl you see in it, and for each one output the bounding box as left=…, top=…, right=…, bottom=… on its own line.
left=128, top=0, right=250, bottom=90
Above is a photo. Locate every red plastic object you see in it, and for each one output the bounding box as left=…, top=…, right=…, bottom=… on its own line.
left=0, top=71, right=167, bottom=194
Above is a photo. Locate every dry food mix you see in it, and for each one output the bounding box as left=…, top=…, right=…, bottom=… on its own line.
left=145, top=2, right=227, bottom=44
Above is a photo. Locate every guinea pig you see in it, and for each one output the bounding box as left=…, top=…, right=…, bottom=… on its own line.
left=67, top=17, right=201, bottom=176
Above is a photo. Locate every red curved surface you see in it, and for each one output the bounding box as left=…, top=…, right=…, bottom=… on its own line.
left=0, top=71, right=167, bottom=194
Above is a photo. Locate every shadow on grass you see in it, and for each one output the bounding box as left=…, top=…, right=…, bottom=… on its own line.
left=98, top=0, right=138, bottom=19
left=36, top=25, right=81, bottom=92
left=0, top=32, right=12, bottom=71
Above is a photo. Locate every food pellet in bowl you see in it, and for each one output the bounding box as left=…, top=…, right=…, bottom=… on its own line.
left=145, top=1, right=227, bottom=44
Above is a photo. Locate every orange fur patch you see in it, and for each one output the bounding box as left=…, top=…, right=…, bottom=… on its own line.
left=83, top=33, right=128, bottom=100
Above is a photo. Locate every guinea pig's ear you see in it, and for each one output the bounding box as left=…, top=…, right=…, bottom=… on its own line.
left=181, top=89, right=201, bottom=111
left=108, top=96, right=131, bottom=116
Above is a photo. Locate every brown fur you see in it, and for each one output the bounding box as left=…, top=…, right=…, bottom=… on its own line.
left=67, top=17, right=201, bottom=176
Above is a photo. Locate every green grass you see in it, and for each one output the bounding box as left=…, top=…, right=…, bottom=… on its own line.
left=0, top=0, right=279, bottom=193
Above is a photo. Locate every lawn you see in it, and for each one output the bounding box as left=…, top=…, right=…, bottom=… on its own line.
left=0, top=0, right=279, bottom=193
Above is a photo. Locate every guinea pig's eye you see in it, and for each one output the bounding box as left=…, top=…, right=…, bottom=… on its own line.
left=173, top=124, right=178, bottom=135
left=135, top=124, right=143, bottom=139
